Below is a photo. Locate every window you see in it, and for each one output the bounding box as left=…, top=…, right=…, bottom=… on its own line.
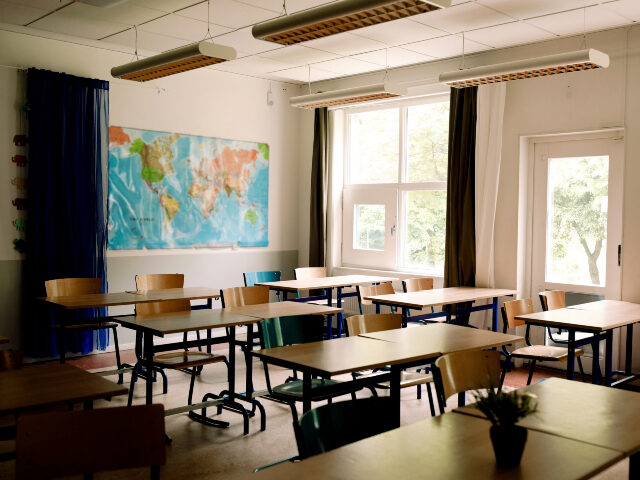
left=342, top=96, right=449, bottom=274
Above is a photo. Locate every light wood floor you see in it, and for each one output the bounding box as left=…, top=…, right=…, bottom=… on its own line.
left=0, top=347, right=629, bottom=479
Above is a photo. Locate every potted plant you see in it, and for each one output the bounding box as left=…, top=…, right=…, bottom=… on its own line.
left=473, top=387, right=537, bottom=468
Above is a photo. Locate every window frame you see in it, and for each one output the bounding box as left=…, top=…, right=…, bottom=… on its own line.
left=341, top=93, right=450, bottom=275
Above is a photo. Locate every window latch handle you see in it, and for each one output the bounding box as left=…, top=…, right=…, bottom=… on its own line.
left=390, top=225, right=396, bottom=236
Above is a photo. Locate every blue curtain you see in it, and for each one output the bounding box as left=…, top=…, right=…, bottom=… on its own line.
left=25, top=68, right=109, bottom=358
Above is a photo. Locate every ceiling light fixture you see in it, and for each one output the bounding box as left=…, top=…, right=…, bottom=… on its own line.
left=439, top=49, right=609, bottom=88
left=253, top=0, right=450, bottom=46
left=289, top=82, right=407, bottom=109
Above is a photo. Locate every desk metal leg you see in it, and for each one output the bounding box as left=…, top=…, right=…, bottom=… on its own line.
left=630, top=452, right=639, bottom=480
left=592, top=338, right=601, bottom=385
left=625, top=324, right=634, bottom=374
left=336, top=287, right=343, bottom=338
left=401, top=307, right=409, bottom=328
left=390, top=366, right=401, bottom=428
left=326, top=289, right=333, bottom=339
left=566, top=330, right=576, bottom=381
left=144, top=332, right=154, bottom=405
left=604, top=330, right=614, bottom=387
left=492, top=297, right=498, bottom=332
left=244, top=324, right=266, bottom=431
left=302, top=372, right=312, bottom=413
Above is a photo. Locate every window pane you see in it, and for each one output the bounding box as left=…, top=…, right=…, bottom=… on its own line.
left=349, top=109, right=399, bottom=184
left=354, top=204, right=385, bottom=251
left=407, top=102, right=449, bottom=183
left=402, top=191, right=446, bottom=270
left=546, top=156, right=608, bottom=286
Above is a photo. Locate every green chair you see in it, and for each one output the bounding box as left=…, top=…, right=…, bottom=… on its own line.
left=294, top=397, right=396, bottom=459
left=258, top=315, right=362, bottom=422
left=243, top=271, right=281, bottom=301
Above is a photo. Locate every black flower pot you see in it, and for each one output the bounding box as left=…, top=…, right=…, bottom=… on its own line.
left=490, top=424, right=528, bottom=468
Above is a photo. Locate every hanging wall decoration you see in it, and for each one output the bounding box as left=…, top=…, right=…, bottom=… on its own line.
left=108, top=126, right=269, bottom=250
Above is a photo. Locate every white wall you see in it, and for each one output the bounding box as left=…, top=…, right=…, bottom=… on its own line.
left=0, top=26, right=306, bottom=350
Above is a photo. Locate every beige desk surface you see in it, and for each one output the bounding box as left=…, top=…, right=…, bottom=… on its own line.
left=251, top=412, right=622, bottom=480
left=39, top=287, right=221, bottom=310
left=358, top=323, right=522, bottom=353
left=569, top=299, right=640, bottom=316
left=365, top=287, right=517, bottom=309
left=115, top=309, right=258, bottom=336
left=256, top=274, right=398, bottom=291
left=516, top=308, right=640, bottom=332
left=253, top=335, right=440, bottom=377
left=0, top=336, right=8, bottom=344
left=456, top=377, right=640, bottom=457
left=0, top=363, right=127, bottom=415
left=224, top=301, right=343, bottom=318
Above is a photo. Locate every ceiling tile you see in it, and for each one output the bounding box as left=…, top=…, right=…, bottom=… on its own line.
left=527, top=5, right=631, bottom=37
left=464, top=20, right=555, bottom=49
left=131, top=0, right=206, bottom=13
left=353, top=47, right=436, bottom=68
left=213, top=55, right=293, bottom=75
left=303, top=32, right=387, bottom=56
left=57, top=2, right=164, bottom=26
left=411, top=2, right=512, bottom=34
left=477, top=0, right=595, bottom=21
left=139, top=14, right=231, bottom=42
left=0, top=0, right=48, bottom=25
left=267, top=64, right=339, bottom=83
left=234, top=0, right=282, bottom=13
left=176, top=0, right=276, bottom=29
left=214, top=27, right=283, bottom=55
left=352, top=18, right=448, bottom=46
left=258, top=44, right=340, bottom=65
left=3, top=0, right=64, bottom=10
left=29, top=10, right=129, bottom=40
left=602, top=0, right=640, bottom=22
left=106, top=29, right=191, bottom=53
left=403, top=34, right=489, bottom=59
left=312, top=57, right=382, bottom=75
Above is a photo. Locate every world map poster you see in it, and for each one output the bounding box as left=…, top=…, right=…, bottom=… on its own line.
left=108, top=126, right=269, bottom=249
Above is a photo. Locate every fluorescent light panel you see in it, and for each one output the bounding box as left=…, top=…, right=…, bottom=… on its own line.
left=253, top=0, right=450, bottom=46
left=111, top=41, right=237, bottom=82
left=290, top=83, right=407, bottom=109
left=439, top=49, right=610, bottom=88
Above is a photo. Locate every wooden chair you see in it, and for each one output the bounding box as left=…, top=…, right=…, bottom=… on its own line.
left=128, top=274, right=228, bottom=410
left=0, top=349, right=23, bottom=371
left=16, top=405, right=166, bottom=479
left=356, top=283, right=395, bottom=314
left=294, top=266, right=326, bottom=280
left=45, top=278, right=124, bottom=384
left=220, top=286, right=270, bottom=307
left=258, top=315, right=362, bottom=422
left=402, top=277, right=437, bottom=317
left=294, top=397, right=396, bottom=459
left=500, top=298, right=585, bottom=386
left=345, top=313, right=436, bottom=416
left=433, top=349, right=502, bottom=414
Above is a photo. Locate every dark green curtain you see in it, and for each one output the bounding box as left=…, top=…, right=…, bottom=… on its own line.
left=444, top=87, right=477, bottom=298
left=309, top=107, right=329, bottom=267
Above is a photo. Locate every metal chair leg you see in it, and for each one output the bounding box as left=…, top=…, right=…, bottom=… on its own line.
left=526, top=360, right=536, bottom=385
left=127, top=364, right=139, bottom=406
left=577, top=356, right=586, bottom=382
left=111, top=326, right=123, bottom=385
left=426, top=383, right=436, bottom=417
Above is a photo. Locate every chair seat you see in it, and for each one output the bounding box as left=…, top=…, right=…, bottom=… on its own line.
left=53, top=322, right=118, bottom=330
left=153, top=351, right=227, bottom=369
left=511, top=345, right=584, bottom=362
left=307, top=299, right=339, bottom=306
left=355, top=370, right=433, bottom=389
left=549, top=330, right=596, bottom=344
left=272, top=378, right=342, bottom=398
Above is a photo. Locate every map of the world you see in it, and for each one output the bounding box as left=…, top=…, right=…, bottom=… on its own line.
left=108, top=126, right=269, bottom=249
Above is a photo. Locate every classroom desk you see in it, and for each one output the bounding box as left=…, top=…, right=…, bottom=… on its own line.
left=115, top=302, right=343, bottom=435
left=516, top=305, right=640, bottom=386
left=0, top=363, right=127, bottom=415
left=251, top=412, right=622, bottom=480
left=256, top=275, right=397, bottom=337
left=252, top=324, right=520, bottom=427
left=365, top=287, right=517, bottom=330
left=455, top=378, right=640, bottom=479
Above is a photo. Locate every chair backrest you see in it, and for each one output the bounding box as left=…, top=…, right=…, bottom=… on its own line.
left=0, top=349, right=23, bottom=371
left=357, top=282, right=394, bottom=307
left=402, top=277, right=435, bottom=292
left=243, top=270, right=281, bottom=287
left=135, top=274, right=190, bottom=315
left=539, top=290, right=566, bottom=311
left=293, top=267, right=326, bottom=280
left=345, top=313, right=402, bottom=336
left=16, top=404, right=166, bottom=479
left=259, top=315, right=325, bottom=349
left=44, top=278, right=102, bottom=296
left=502, top=298, right=534, bottom=329
left=220, top=286, right=270, bottom=307
left=434, top=350, right=501, bottom=408
left=294, top=397, right=396, bottom=459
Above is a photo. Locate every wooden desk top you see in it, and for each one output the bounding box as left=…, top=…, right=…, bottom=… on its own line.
left=358, top=323, right=522, bottom=353
left=251, top=412, right=622, bottom=480
left=456, top=378, right=640, bottom=457
left=365, top=287, right=517, bottom=308
left=224, top=301, right=343, bottom=318
left=0, top=336, right=8, bottom=344
left=115, top=309, right=258, bottom=336
left=253, top=335, right=441, bottom=376
left=516, top=308, right=640, bottom=332
left=256, top=274, right=398, bottom=291
left=0, top=363, right=127, bottom=415
left=39, top=287, right=221, bottom=310
left=569, top=299, right=640, bottom=316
